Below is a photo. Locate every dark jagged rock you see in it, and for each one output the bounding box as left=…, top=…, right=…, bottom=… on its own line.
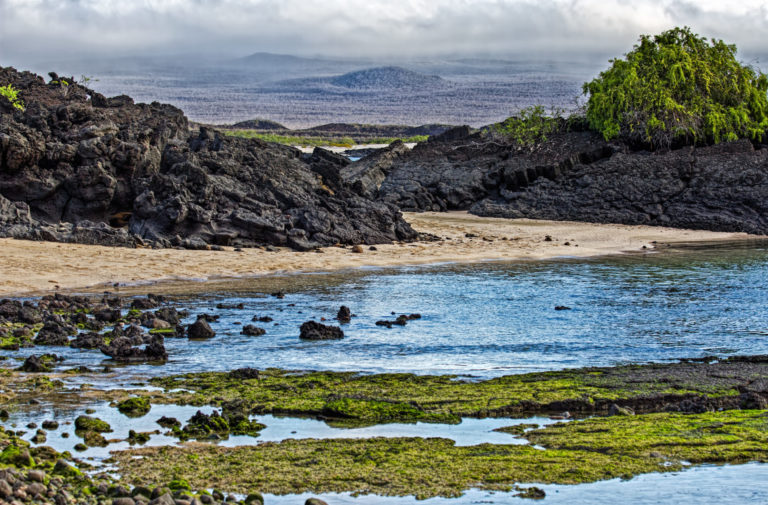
left=299, top=321, right=344, bottom=340
left=33, top=318, right=76, bottom=346
left=18, top=354, right=60, bottom=372
left=228, top=368, right=260, bottom=380
left=347, top=125, right=768, bottom=235
left=342, top=141, right=411, bottom=200
left=70, top=332, right=104, bottom=349
left=0, top=66, right=417, bottom=250
left=470, top=139, right=768, bottom=235
left=100, top=334, right=167, bottom=362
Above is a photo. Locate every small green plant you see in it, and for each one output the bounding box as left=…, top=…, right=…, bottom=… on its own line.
left=0, top=84, right=25, bottom=111
left=494, top=105, right=563, bottom=147
left=583, top=26, right=768, bottom=148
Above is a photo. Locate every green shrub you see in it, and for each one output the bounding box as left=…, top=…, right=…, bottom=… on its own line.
left=494, top=105, right=563, bottom=147
left=583, top=26, right=768, bottom=148
left=0, top=84, right=25, bottom=111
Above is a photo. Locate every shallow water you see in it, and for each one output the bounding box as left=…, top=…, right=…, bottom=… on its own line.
left=8, top=243, right=768, bottom=384
left=5, top=400, right=556, bottom=463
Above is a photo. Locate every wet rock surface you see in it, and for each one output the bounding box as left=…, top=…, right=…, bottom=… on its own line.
left=0, top=66, right=416, bottom=250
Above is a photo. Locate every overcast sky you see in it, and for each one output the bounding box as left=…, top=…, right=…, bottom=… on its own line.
left=2, top=0, right=768, bottom=64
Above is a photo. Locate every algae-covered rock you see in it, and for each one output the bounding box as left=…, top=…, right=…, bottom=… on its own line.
left=117, top=397, right=151, bottom=417
left=74, top=415, right=112, bottom=432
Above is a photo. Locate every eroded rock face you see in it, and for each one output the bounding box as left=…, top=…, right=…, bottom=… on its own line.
left=471, top=139, right=768, bottom=235
left=0, top=66, right=416, bottom=249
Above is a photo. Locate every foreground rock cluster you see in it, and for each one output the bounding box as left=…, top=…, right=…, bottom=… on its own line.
left=0, top=67, right=416, bottom=250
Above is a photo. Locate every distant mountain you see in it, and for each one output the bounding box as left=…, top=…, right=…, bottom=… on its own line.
left=329, top=66, right=445, bottom=89
left=228, top=118, right=287, bottom=130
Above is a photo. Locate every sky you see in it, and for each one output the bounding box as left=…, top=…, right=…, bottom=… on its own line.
left=1, top=0, right=768, bottom=64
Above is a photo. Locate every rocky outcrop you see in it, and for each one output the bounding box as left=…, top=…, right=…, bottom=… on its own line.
left=345, top=126, right=768, bottom=235
left=0, top=66, right=417, bottom=250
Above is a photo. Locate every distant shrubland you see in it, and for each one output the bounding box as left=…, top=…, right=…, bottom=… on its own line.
left=225, top=130, right=428, bottom=147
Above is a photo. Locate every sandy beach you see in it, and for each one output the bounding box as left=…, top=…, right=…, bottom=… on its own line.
left=0, top=211, right=762, bottom=297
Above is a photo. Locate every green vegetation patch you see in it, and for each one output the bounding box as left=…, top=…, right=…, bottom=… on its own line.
left=0, top=84, right=25, bottom=111
left=526, top=409, right=768, bottom=464
left=114, top=436, right=658, bottom=498
left=494, top=106, right=565, bottom=147
left=114, top=410, right=768, bottom=498
left=149, top=359, right=758, bottom=422
left=225, top=130, right=428, bottom=148
left=583, top=27, right=768, bottom=147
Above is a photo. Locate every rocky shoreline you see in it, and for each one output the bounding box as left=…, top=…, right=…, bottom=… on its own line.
left=3, top=65, right=768, bottom=255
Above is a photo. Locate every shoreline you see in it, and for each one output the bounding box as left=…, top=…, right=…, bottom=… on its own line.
left=0, top=211, right=763, bottom=297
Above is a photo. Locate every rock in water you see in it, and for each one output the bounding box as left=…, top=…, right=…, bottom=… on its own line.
left=337, top=305, right=351, bottom=322
left=299, top=321, right=344, bottom=340
left=187, top=318, right=215, bottom=339
left=241, top=324, right=266, bottom=336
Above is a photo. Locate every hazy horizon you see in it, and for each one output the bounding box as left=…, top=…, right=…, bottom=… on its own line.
left=2, top=1, right=768, bottom=66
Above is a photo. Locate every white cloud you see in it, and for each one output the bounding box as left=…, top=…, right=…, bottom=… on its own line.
left=1, top=0, right=767, bottom=63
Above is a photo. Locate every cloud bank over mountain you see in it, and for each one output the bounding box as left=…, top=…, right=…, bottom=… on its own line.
left=1, top=0, right=767, bottom=63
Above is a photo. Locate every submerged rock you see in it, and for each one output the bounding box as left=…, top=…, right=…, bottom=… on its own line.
left=241, top=325, right=266, bottom=337
left=336, top=305, right=351, bottom=323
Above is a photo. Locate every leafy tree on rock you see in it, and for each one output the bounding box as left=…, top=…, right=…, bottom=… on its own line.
left=583, top=27, right=768, bottom=149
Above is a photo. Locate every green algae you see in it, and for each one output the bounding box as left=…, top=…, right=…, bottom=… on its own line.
left=147, top=358, right=762, bottom=423
left=526, top=410, right=768, bottom=464
left=114, top=410, right=768, bottom=498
